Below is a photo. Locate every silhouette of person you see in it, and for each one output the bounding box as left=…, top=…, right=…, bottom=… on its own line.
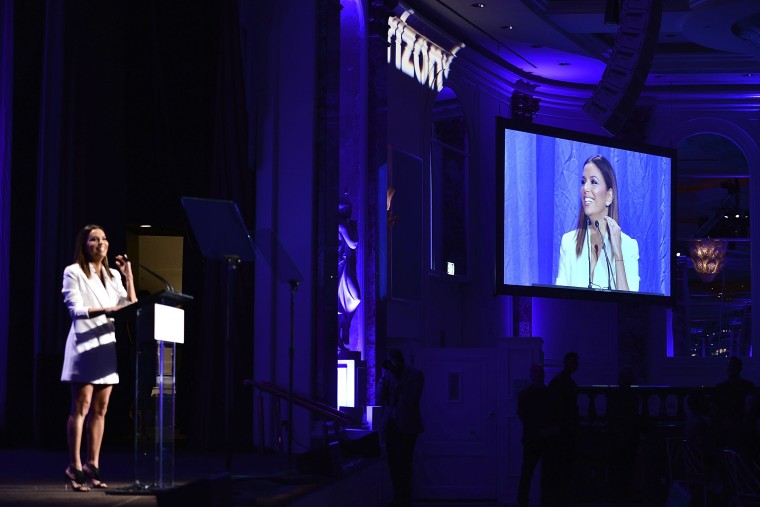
left=378, top=349, right=424, bottom=507
left=337, top=195, right=361, bottom=350
left=544, top=352, right=580, bottom=506
left=714, top=356, right=755, bottom=449
left=517, top=363, right=552, bottom=507
left=606, top=365, right=641, bottom=500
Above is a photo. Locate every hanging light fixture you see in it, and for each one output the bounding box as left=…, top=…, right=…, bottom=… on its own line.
left=688, top=239, right=727, bottom=283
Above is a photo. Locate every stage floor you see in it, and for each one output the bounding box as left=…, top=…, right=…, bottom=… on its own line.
left=0, top=448, right=324, bottom=507
left=0, top=448, right=667, bottom=506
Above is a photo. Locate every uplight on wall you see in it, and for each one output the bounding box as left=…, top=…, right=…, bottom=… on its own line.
left=447, top=261, right=455, bottom=275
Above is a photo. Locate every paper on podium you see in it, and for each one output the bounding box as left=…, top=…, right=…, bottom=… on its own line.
left=154, top=303, right=185, bottom=343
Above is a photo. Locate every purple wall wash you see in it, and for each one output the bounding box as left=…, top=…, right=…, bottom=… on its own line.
left=339, top=0, right=372, bottom=407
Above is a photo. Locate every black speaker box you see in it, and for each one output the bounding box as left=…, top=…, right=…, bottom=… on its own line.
left=583, top=0, right=662, bottom=135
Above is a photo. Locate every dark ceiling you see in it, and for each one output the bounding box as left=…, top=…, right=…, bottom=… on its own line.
left=400, top=0, right=760, bottom=87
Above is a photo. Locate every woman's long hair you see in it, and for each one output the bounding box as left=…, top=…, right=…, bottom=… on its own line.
left=574, top=155, right=620, bottom=257
left=73, top=224, right=114, bottom=279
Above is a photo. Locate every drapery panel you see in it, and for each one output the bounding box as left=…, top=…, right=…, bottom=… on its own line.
left=190, top=0, right=255, bottom=448
left=0, top=0, right=14, bottom=433
left=6, top=0, right=243, bottom=446
left=31, top=0, right=78, bottom=445
left=503, top=130, right=672, bottom=295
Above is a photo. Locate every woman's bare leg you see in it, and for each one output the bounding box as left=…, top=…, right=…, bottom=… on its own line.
left=67, top=383, right=93, bottom=470
left=86, top=384, right=112, bottom=469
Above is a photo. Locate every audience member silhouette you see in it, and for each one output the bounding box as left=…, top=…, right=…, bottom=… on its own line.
left=714, top=356, right=755, bottom=449
left=606, top=365, right=641, bottom=500
left=544, top=352, right=580, bottom=506
left=517, top=363, right=552, bottom=507
left=378, top=349, right=424, bottom=507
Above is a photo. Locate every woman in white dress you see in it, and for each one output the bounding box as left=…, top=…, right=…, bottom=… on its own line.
left=555, top=155, right=639, bottom=291
left=61, top=225, right=136, bottom=491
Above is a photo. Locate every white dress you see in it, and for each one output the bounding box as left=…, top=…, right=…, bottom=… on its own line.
left=555, top=229, right=640, bottom=292
left=60, top=263, right=131, bottom=384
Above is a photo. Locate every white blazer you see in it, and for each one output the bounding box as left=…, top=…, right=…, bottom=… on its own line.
left=60, top=263, right=131, bottom=384
left=555, top=229, right=640, bottom=292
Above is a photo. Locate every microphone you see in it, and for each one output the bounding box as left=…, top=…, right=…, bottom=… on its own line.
left=594, top=220, right=614, bottom=290
left=586, top=217, right=593, bottom=289
left=138, top=263, right=175, bottom=292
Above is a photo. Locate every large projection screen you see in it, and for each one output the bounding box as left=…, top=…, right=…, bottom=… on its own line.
left=495, top=117, right=675, bottom=305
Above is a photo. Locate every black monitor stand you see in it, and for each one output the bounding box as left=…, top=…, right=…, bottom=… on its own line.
left=181, top=197, right=258, bottom=473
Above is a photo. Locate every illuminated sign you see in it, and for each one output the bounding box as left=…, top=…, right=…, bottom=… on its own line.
left=387, top=11, right=464, bottom=92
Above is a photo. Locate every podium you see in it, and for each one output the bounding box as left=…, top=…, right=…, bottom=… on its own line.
left=107, top=290, right=193, bottom=493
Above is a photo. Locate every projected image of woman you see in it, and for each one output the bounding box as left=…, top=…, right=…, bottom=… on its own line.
left=556, top=154, right=639, bottom=291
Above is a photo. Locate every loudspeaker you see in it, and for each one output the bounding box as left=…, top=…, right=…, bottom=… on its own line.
left=583, top=0, right=662, bottom=135
left=155, top=473, right=232, bottom=507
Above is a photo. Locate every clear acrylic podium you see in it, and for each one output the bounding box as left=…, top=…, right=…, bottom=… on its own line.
left=107, top=290, right=193, bottom=494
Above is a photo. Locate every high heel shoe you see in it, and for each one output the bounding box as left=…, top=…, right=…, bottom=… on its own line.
left=83, top=462, right=108, bottom=489
left=64, top=466, right=90, bottom=492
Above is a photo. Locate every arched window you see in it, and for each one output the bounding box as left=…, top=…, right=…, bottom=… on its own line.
left=674, top=133, right=751, bottom=357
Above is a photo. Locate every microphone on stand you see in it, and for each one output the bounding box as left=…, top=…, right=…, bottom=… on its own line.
left=586, top=217, right=593, bottom=289
left=138, top=263, right=175, bottom=293
left=594, top=220, right=614, bottom=290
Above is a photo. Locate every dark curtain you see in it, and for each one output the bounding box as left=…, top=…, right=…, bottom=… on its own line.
left=6, top=0, right=256, bottom=449
left=8, top=0, right=54, bottom=446
left=0, top=0, right=13, bottom=440
left=31, top=0, right=74, bottom=447
left=189, top=0, right=256, bottom=449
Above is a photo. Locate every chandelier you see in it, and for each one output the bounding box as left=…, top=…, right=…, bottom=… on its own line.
left=688, top=239, right=727, bottom=283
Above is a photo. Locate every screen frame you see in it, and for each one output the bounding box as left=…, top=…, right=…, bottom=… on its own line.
left=494, top=116, right=676, bottom=306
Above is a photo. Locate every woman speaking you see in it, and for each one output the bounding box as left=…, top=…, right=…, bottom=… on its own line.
left=556, top=155, right=639, bottom=291
left=61, top=224, right=136, bottom=491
